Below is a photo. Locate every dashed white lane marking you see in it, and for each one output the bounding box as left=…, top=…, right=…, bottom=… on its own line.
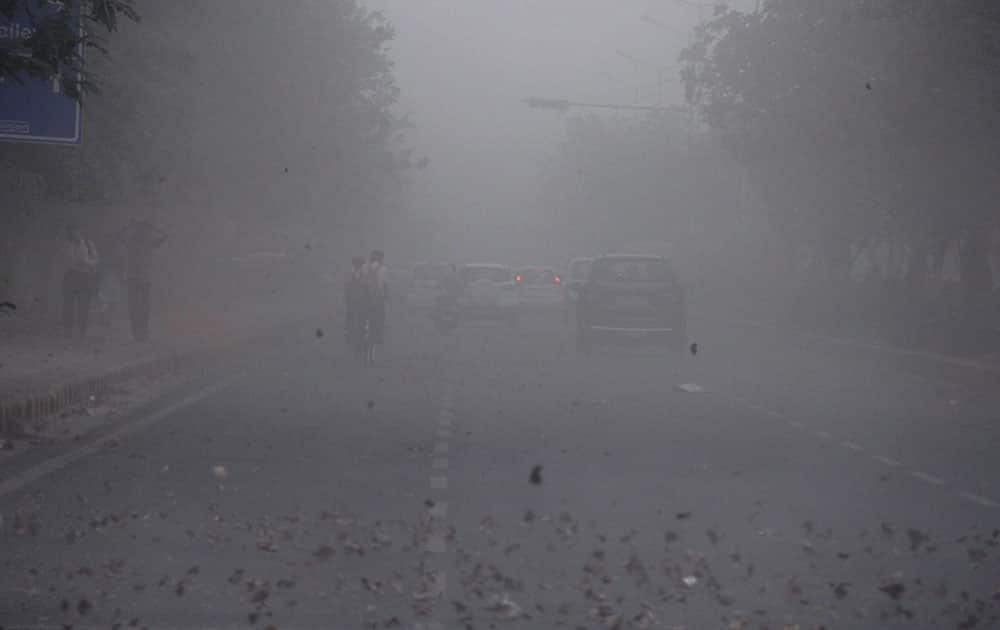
left=425, top=379, right=455, bottom=575
left=872, top=455, right=901, bottom=467
left=425, top=533, right=448, bottom=553
left=729, top=394, right=997, bottom=510
left=430, top=475, right=448, bottom=489
left=910, top=471, right=946, bottom=486
left=0, top=377, right=236, bottom=499
left=959, top=492, right=1000, bottom=508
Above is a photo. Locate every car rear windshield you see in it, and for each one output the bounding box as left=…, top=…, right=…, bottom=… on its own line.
left=464, top=266, right=512, bottom=283
left=519, top=269, right=557, bottom=285
left=590, top=258, right=677, bottom=284
left=414, top=264, right=447, bottom=283
left=568, top=259, right=592, bottom=280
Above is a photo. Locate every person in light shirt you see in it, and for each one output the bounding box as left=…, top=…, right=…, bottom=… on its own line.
left=363, top=249, right=387, bottom=361
left=61, top=223, right=99, bottom=339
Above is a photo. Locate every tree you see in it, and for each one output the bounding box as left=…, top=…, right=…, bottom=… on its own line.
left=1, top=0, right=139, bottom=98
left=681, top=0, right=1000, bottom=305
left=0, top=1, right=418, bottom=314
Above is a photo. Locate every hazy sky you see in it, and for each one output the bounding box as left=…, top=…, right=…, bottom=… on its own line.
left=363, top=1, right=748, bottom=258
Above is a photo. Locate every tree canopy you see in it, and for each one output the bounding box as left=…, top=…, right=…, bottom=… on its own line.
left=681, top=0, right=1000, bottom=287
left=0, top=0, right=139, bottom=98
left=1, top=0, right=419, bottom=311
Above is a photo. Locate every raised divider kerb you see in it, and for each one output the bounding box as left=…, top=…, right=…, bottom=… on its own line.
left=0, top=320, right=306, bottom=437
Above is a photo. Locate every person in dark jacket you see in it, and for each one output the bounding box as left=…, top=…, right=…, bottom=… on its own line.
left=119, top=219, right=168, bottom=342
left=345, top=256, right=369, bottom=359
left=61, top=224, right=99, bottom=339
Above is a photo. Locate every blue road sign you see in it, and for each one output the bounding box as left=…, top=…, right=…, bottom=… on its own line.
left=0, top=1, right=82, bottom=145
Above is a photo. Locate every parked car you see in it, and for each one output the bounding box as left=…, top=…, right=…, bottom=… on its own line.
left=515, top=266, right=564, bottom=309
left=459, top=264, right=520, bottom=326
left=575, top=254, right=685, bottom=354
left=409, top=262, right=450, bottom=310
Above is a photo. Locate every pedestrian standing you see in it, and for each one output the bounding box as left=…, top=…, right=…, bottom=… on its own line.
left=96, top=232, right=125, bottom=329
left=365, top=249, right=388, bottom=361
left=120, top=219, right=167, bottom=342
left=61, top=224, right=99, bottom=339
left=345, top=256, right=369, bottom=360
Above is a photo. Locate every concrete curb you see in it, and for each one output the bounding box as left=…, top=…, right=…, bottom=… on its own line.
left=0, top=320, right=303, bottom=437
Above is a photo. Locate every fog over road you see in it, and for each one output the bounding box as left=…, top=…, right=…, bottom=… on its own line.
left=1, top=304, right=997, bottom=629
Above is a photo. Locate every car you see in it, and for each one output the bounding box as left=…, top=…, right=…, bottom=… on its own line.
left=575, top=254, right=686, bottom=354
left=563, top=257, right=593, bottom=320
left=409, top=262, right=450, bottom=310
left=514, top=266, right=564, bottom=309
left=387, top=268, right=413, bottom=295
left=459, top=263, right=520, bottom=326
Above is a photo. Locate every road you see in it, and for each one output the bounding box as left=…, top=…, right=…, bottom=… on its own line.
left=0, top=303, right=998, bottom=629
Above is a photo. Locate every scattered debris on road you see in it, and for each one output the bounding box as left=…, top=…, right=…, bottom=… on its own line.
left=529, top=464, right=543, bottom=485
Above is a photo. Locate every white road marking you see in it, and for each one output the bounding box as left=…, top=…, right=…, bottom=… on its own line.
left=728, top=317, right=1000, bottom=374
left=423, top=382, right=456, bottom=629
left=425, top=534, right=448, bottom=553
left=430, top=476, right=448, bottom=490
left=675, top=383, right=705, bottom=393
left=959, top=492, right=1000, bottom=508
left=0, top=378, right=236, bottom=499
left=910, top=471, right=946, bottom=486
left=723, top=379, right=998, bottom=512
left=872, top=455, right=901, bottom=467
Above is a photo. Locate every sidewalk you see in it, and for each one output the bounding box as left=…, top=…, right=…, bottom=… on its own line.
left=0, top=296, right=323, bottom=434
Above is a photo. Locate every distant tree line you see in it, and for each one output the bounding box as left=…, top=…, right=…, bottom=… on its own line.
left=542, top=1, right=1000, bottom=354
left=679, top=0, right=1000, bottom=349
left=0, top=1, right=420, bottom=315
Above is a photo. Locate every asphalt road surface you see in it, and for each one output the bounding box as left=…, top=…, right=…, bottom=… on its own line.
left=1, top=303, right=998, bottom=629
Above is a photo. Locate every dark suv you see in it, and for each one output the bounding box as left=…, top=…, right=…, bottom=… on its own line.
left=575, top=254, right=686, bottom=354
